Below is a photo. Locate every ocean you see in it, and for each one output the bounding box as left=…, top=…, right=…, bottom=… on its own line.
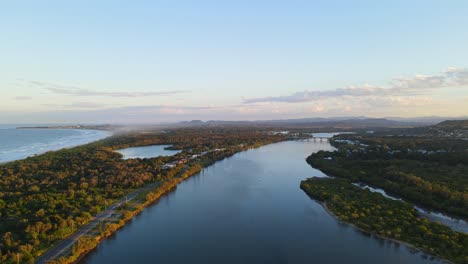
left=0, top=125, right=111, bottom=163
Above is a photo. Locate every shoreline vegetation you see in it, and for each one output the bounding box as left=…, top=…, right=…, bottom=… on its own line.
left=302, top=125, right=468, bottom=263
left=0, top=127, right=286, bottom=263
left=47, top=152, right=238, bottom=263
left=300, top=178, right=467, bottom=264
left=319, top=200, right=453, bottom=264
left=307, top=134, right=468, bottom=220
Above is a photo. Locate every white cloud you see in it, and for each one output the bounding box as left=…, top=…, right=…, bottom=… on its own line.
left=243, top=67, right=468, bottom=104
left=29, top=81, right=187, bottom=97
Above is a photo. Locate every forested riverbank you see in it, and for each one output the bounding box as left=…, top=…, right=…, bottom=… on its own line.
left=300, top=178, right=468, bottom=263
left=0, top=127, right=285, bottom=263
left=302, top=126, right=468, bottom=263
left=307, top=135, right=468, bottom=219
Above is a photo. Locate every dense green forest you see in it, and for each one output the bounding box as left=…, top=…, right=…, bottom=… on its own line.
left=0, top=127, right=284, bottom=263
left=301, top=177, right=468, bottom=263
left=307, top=135, right=468, bottom=218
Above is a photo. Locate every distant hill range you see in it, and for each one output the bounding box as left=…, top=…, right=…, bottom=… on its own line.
left=120, top=116, right=468, bottom=131
left=433, top=120, right=468, bottom=129
left=370, top=119, right=468, bottom=138
left=175, top=117, right=423, bottom=130
left=15, top=117, right=468, bottom=133
left=425, top=120, right=468, bottom=138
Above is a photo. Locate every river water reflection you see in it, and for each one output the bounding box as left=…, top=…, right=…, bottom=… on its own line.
left=81, top=140, right=442, bottom=264
left=115, top=145, right=181, bottom=159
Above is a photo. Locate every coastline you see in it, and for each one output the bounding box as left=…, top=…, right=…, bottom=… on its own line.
left=317, top=200, right=453, bottom=264
left=0, top=129, right=112, bottom=165
left=15, top=125, right=116, bottom=131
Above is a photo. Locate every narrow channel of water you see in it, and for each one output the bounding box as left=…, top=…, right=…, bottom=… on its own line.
left=352, top=183, right=467, bottom=233
left=115, top=145, right=181, bottom=159
left=81, top=139, right=443, bottom=264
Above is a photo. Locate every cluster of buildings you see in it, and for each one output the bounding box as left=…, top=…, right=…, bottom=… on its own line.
left=332, top=142, right=451, bottom=158
left=333, top=139, right=369, bottom=147
left=161, top=148, right=226, bottom=170
left=427, top=126, right=468, bottom=139
left=268, top=131, right=290, bottom=135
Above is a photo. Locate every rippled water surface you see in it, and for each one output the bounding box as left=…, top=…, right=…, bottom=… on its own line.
left=0, top=125, right=111, bottom=163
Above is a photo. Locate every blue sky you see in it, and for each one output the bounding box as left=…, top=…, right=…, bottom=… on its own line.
left=1, top=0, right=467, bottom=123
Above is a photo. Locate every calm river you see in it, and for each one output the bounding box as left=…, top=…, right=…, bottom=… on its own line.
left=81, top=140, right=442, bottom=264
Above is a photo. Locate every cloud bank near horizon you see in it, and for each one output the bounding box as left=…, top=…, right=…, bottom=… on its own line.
left=30, top=81, right=187, bottom=97
left=3, top=67, right=468, bottom=124
left=243, top=68, right=468, bottom=104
